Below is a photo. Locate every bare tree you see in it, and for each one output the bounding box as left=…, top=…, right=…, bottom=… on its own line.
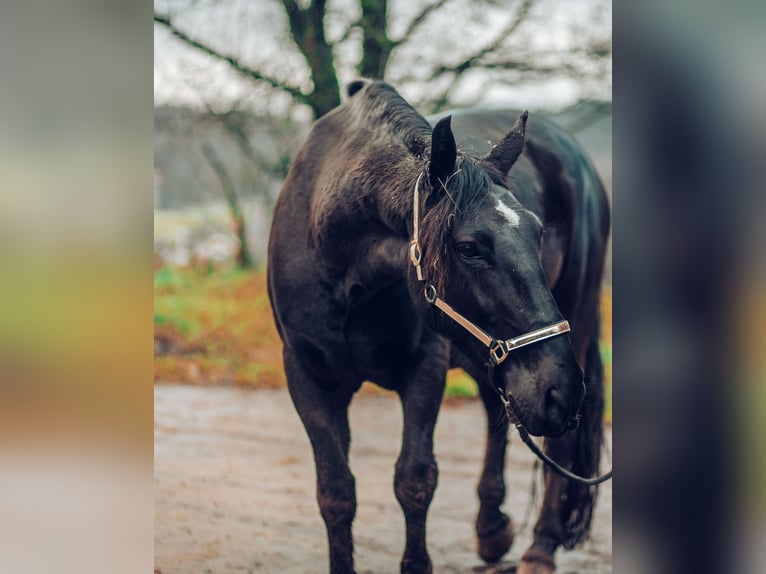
left=200, top=140, right=252, bottom=268
left=194, top=103, right=302, bottom=268
left=154, top=0, right=611, bottom=119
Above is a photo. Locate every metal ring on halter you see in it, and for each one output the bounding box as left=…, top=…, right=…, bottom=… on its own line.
left=409, top=241, right=422, bottom=267
left=489, top=340, right=509, bottom=366
left=424, top=284, right=438, bottom=304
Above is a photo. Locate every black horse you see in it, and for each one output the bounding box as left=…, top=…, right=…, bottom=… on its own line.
left=267, top=80, right=610, bottom=574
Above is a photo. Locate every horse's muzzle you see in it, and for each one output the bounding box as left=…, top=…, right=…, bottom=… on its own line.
left=544, top=387, right=576, bottom=435
left=542, top=369, right=585, bottom=436
left=506, top=362, right=584, bottom=437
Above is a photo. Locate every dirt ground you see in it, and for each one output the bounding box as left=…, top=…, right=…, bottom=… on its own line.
left=155, top=385, right=611, bottom=574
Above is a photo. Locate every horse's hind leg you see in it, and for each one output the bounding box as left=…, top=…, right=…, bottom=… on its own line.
left=475, top=376, right=515, bottom=563
left=284, top=351, right=357, bottom=574
left=395, top=336, right=449, bottom=574
left=520, top=329, right=605, bottom=574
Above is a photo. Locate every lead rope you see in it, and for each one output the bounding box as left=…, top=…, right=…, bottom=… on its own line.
left=489, top=361, right=613, bottom=486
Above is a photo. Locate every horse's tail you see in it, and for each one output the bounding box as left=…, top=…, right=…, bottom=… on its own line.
left=559, top=324, right=606, bottom=549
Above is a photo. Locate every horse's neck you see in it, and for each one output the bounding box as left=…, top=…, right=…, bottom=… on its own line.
left=369, top=160, right=423, bottom=238
left=309, top=102, right=428, bottom=284
left=349, top=235, right=410, bottom=288
left=313, top=143, right=422, bottom=238
left=310, top=151, right=421, bottom=289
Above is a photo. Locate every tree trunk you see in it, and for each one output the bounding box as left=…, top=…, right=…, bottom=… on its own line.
left=200, top=142, right=252, bottom=268
left=282, top=0, right=341, bottom=117
left=359, top=0, right=392, bottom=79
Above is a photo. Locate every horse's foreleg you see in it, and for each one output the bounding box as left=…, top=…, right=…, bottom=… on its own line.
left=284, top=351, right=357, bottom=574
left=475, top=379, right=515, bottom=563
left=395, top=338, right=448, bottom=574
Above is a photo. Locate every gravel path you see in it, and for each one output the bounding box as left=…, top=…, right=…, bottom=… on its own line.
left=155, top=385, right=611, bottom=573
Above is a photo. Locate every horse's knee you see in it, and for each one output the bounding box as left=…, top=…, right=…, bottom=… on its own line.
left=477, top=472, right=505, bottom=507
left=394, top=459, right=438, bottom=514
left=318, top=472, right=356, bottom=528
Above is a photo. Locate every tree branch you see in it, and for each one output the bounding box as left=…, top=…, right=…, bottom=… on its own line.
left=428, top=79, right=462, bottom=113
left=154, top=13, right=309, bottom=105
left=391, top=0, right=452, bottom=47
left=333, top=18, right=362, bottom=46
left=280, top=0, right=305, bottom=41
left=199, top=102, right=258, bottom=166
left=429, top=0, right=535, bottom=80
left=278, top=0, right=341, bottom=116
left=417, top=0, right=536, bottom=112
left=479, top=60, right=562, bottom=74
left=358, top=0, right=391, bottom=78
left=200, top=140, right=252, bottom=268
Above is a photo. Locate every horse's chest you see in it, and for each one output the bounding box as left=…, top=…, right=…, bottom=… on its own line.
left=344, top=282, right=424, bottom=388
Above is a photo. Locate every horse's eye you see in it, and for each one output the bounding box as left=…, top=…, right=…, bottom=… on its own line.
left=455, top=242, right=480, bottom=259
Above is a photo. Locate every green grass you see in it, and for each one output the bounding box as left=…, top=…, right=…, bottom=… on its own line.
left=154, top=265, right=284, bottom=387
left=445, top=370, right=479, bottom=399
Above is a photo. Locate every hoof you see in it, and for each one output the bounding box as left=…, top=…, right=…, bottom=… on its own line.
left=477, top=517, right=514, bottom=563
left=517, top=548, right=555, bottom=574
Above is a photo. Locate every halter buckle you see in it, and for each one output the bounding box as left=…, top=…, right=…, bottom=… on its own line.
left=489, top=340, right=508, bottom=365
left=409, top=240, right=424, bottom=281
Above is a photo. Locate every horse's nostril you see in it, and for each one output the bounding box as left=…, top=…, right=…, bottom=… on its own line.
left=545, top=387, right=566, bottom=427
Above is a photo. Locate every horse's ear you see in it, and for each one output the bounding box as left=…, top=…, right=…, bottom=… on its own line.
left=346, top=80, right=368, bottom=97
left=485, top=111, right=528, bottom=174
left=429, top=116, right=457, bottom=188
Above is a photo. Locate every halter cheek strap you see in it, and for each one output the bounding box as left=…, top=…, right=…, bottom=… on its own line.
left=408, top=172, right=570, bottom=366
left=409, top=172, right=426, bottom=281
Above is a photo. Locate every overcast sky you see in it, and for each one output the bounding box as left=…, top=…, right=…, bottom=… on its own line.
left=154, top=0, right=611, bottom=115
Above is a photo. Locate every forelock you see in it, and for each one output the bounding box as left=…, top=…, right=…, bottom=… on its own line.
left=418, top=155, right=493, bottom=291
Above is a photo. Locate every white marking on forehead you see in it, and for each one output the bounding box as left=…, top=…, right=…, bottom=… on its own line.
left=495, top=199, right=521, bottom=227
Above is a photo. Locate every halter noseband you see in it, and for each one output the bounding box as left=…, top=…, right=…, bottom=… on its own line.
left=408, top=172, right=571, bottom=366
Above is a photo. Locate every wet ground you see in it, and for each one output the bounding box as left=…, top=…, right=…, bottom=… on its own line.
left=155, top=385, right=611, bottom=573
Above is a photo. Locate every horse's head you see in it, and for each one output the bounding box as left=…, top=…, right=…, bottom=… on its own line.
left=414, top=113, right=584, bottom=437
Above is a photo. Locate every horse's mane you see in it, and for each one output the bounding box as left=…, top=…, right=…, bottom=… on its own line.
left=418, top=156, right=494, bottom=292
left=346, top=82, right=432, bottom=158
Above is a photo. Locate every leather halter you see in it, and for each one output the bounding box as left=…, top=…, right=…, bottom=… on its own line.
left=408, top=172, right=571, bottom=366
